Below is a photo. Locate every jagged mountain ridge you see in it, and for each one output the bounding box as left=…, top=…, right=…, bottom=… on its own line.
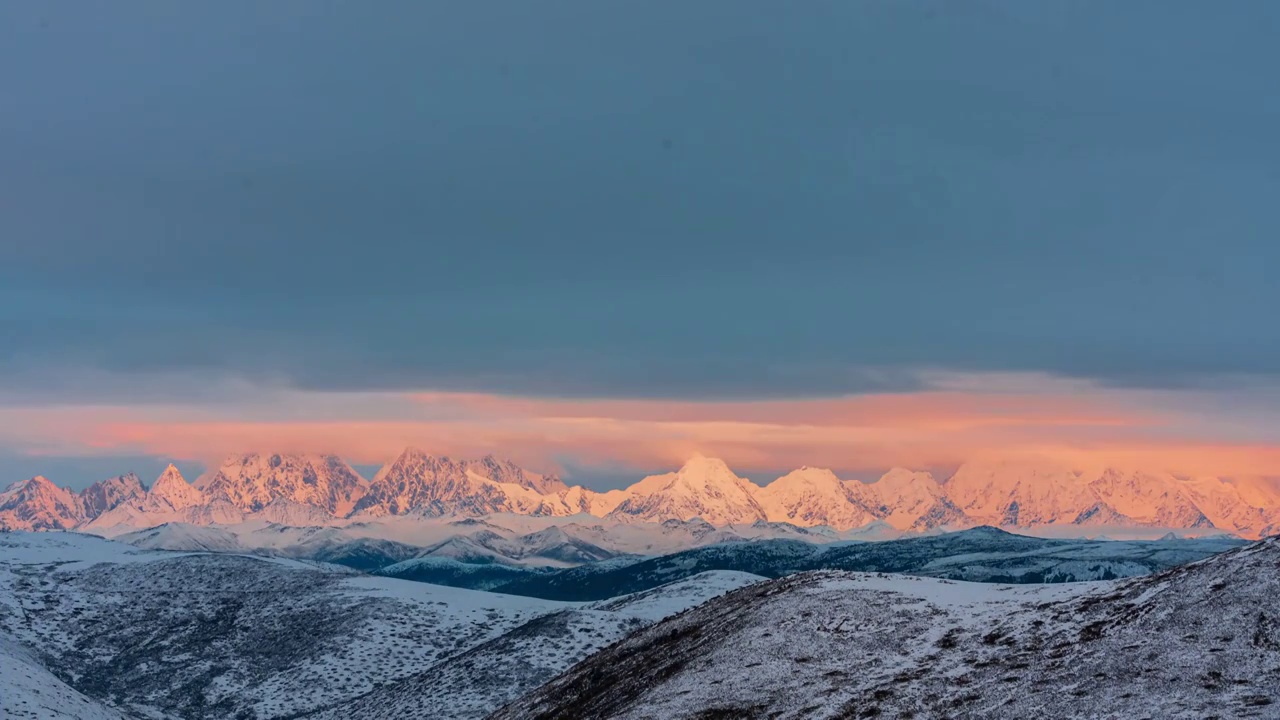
left=195, top=453, right=368, bottom=516
left=5, top=452, right=1280, bottom=538
left=77, top=473, right=146, bottom=519
left=352, top=447, right=570, bottom=518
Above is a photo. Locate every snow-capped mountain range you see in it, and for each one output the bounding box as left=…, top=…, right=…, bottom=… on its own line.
left=3, top=449, right=1279, bottom=538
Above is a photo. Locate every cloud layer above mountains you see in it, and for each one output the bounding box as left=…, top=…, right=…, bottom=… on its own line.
left=3, top=2, right=1280, bottom=400
left=3, top=3, right=1280, bottom=483
left=4, top=373, right=1280, bottom=488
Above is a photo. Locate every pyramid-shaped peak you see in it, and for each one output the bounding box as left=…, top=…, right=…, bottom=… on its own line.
left=471, top=453, right=515, bottom=472
left=678, top=455, right=735, bottom=476
left=379, top=447, right=434, bottom=472
left=396, top=446, right=447, bottom=464
left=155, top=464, right=186, bottom=484
left=144, top=464, right=204, bottom=512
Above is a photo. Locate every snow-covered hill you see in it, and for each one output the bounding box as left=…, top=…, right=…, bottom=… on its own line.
left=495, top=536, right=1280, bottom=719
left=480, top=526, right=1243, bottom=601
left=0, top=532, right=572, bottom=719
left=0, top=532, right=762, bottom=719
left=1, top=525, right=1260, bottom=719
left=307, top=570, right=763, bottom=720
left=0, top=634, right=126, bottom=720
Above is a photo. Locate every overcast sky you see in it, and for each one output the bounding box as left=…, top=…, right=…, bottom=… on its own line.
left=3, top=2, right=1279, bottom=488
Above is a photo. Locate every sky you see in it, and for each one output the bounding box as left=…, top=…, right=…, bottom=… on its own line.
left=2, top=2, right=1280, bottom=490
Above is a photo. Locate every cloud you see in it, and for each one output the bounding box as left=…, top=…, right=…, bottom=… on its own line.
left=2, top=3, right=1280, bottom=400
left=3, top=373, right=1280, bottom=484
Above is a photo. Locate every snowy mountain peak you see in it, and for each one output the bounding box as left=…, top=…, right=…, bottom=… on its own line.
left=463, top=454, right=569, bottom=495
left=380, top=446, right=434, bottom=473
left=156, top=464, right=182, bottom=483
left=676, top=454, right=733, bottom=476
left=773, top=466, right=842, bottom=487
left=877, top=467, right=938, bottom=489
left=79, top=473, right=147, bottom=518
left=0, top=476, right=85, bottom=531
left=353, top=447, right=574, bottom=518
left=145, top=465, right=205, bottom=513
left=941, top=460, right=1232, bottom=531
left=369, top=447, right=456, bottom=486
left=756, top=467, right=880, bottom=531
left=609, top=456, right=767, bottom=526
left=1086, top=467, right=1213, bottom=529
left=8, top=449, right=1280, bottom=538
left=869, top=468, right=967, bottom=531
left=667, top=456, right=755, bottom=493
left=11, top=475, right=52, bottom=492
left=194, top=453, right=367, bottom=515
left=942, top=458, right=1092, bottom=527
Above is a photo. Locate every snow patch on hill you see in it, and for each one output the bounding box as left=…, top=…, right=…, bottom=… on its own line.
left=310, top=570, right=764, bottom=719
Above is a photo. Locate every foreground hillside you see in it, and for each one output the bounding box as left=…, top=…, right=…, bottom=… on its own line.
left=305, top=571, right=760, bottom=719
left=495, top=536, right=1280, bottom=719
left=0, top=533, right=758, bottom=719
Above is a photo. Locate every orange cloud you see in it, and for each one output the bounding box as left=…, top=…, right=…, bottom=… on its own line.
left=2, top=379, right=1279, bottom=480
